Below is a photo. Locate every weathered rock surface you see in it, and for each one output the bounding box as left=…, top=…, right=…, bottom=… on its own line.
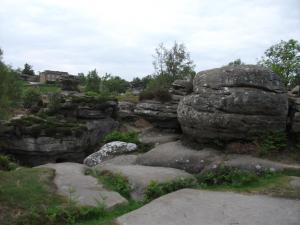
left=289, top=95, right=300, bottom=136
left=169, top=79, right=193, bottom=101
left=136, top=141, right=221, bottom=173
left=95, top=164, right=194, bottom=200
left=83, top=141, right=138, bottom=167
left=118, top=101, right=137, bottom=120
left=138, top=128, right=180, bottom=146
left=136, top=141, right=300, bottom=173
left=100, top=155, right=138, bottom=166
left=37, top=162, right=127, bottom=209
left=178, top=65, right=288, bottom=145
left=134, top=100, right=179, bottom=130
left=115, top=189, right=300, bottom=225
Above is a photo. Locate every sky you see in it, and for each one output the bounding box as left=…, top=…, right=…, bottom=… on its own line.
left=0, top=0, right=299, bottom=80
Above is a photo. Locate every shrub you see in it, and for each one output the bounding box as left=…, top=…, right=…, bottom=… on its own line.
left=196, top=166, right=262, bottom=187
left=256, top=132, right=287, bottom=156
left=0, top=154, right=17, bottom=171
left=23, top=88, right=42, bottom=109
left=139, top=89, right=172, bottom=102
left=144, top=178, right=197, bottom=202
left=103, top=131, right=140, bottom=145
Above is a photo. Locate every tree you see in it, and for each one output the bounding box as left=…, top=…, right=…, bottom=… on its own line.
left=85, top=69, right=101, bottom=93
left=153, top=42, right=195, bottom=80
left=78, top=72, right=86, bottom=85
left=102, top=74, right=129, bottom=94
left=0, top=49, right=23, bottom=119
left=258, top=39, right=300, bottom=86
left=228, top=58, right=244, bottom=66
left=22, top=63, right=35, bottom=75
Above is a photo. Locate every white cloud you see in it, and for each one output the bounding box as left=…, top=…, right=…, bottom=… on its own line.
left=0, top=0, right=299, bottom=80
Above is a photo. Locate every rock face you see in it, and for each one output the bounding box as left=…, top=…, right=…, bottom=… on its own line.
left=115, top=189, right=300, bottom=225
left=0, top=95, right=119, bottom=166
left=83, top=141, right=138, bottom=167
left=289, top=95, right=300, bottom=136
left=95, top=164, right=194, bottom=200
left=134, top=100, right=179, bottom=130
left=178, top=65, right=288, bottom=145
left=37, top=163, right=127, bottom=209
left=169, top=79, right=193, bottom=102
left=118, top=101, right=137, bottom=121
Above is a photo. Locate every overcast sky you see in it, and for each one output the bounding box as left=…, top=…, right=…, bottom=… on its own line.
left=0, top=0, right=299, bottom=80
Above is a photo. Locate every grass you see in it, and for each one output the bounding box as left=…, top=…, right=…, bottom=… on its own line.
left=117, top=92, right=139, bottom=104
left=0, top=167, right=64, bottom=225
left=0, top=167, right=143, bottom=225
left=86, top=169, right=132, bottom=199
left=75, top=201, right=143, bottom=225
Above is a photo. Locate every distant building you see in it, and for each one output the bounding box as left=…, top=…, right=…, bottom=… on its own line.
left=39, top=70, right=69, bottom=83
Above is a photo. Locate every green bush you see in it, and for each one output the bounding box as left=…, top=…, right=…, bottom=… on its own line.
left=103, top=131, right=140, bottom=145
left=23, top=88, right=42, bottom=109
left=144, top=178, right=197, bottom=202
left=0, top=154, right=17, bottom=171
left=196, top=166, right=264, bottom=187
left=257, top=132, right=287, bottom=156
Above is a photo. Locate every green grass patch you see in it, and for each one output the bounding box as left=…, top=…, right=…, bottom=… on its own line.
left=75, top=200, right=143, bottom=225
left=87, top=169, right=132, bottom=199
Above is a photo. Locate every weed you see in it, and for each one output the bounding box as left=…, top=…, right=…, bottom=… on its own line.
left=256, top=131, right=287, bottom=156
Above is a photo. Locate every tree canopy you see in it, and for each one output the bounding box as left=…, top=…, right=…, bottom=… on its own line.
left=259, top=39, right=300, bottom=86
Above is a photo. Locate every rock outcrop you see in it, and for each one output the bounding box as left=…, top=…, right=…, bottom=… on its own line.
left=134, top=100, right=179, bottom=130
left=133, top=79, right=192, bottom=131
left=0, top=95, right=119, bottom=166
left=84, top=141, right=138, bottom=167
left=178, top=65, right=288, bottom=145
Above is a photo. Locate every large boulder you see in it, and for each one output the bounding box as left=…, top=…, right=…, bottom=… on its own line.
left=178, top=65, right=288, bottom=145
left=83, top=141, right=138, bottom=167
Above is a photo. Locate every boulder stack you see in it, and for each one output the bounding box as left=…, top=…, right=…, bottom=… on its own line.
left=178, top=65, right=288, bottom=145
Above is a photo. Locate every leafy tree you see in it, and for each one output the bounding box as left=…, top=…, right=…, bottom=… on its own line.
left=85, top=69, right=101, bottom=93
left=228, top=58, right=244, bottom=66
left=22, top=63, right=35, bottom=75
left=258, top=39, right=300, bottom=86
left=0, top=49, right=23, bottom=119
left=102, top=74, right=129, bottom=94
left=153, top=42, right=195, bottom=80
left=78, top=72, right=86, bottom=85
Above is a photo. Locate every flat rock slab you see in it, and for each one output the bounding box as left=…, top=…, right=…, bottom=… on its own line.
left=136, top=141, right=221, bottom=173
left=136, top=141, right=300, bottom=173
left=37, top=162, right=127, bottom=209
left=116, top=189, right=300, bottom=225
left=95, top=164, right=194, bottom=200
